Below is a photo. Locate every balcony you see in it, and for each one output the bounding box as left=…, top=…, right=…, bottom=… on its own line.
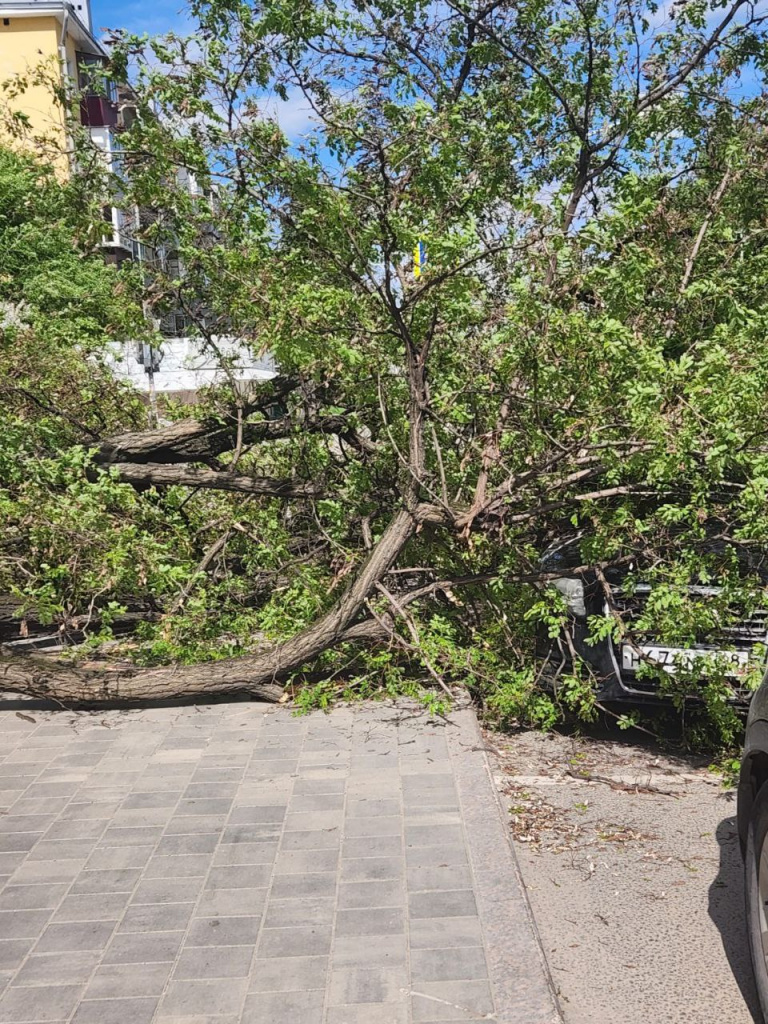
left=80, top=95, right=118, bottom=128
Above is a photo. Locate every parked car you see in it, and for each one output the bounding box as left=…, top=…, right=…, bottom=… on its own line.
left=738, top=675, right=768, bottom=1021
left=538, top=538, right=767, bottom=703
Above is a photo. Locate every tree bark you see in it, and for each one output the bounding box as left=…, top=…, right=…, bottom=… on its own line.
left=106, top=463, right=322, bottom=499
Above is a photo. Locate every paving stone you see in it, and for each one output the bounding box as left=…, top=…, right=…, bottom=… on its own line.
left=101, top=931, right=184, bottom=964
left=174, top=945, right=255, bottom=980
left=212, top=843, right=278, bottom=866
left=130, top=878, right=204, bottom=905
left=158, top=979, right=247, bottom=1017
left=410, top=947, right=488, bottom=983
left=328, top=967, right=408, bottom=1005
left=273, top=849, right=338, bottom=875
left=84, top=963, right=172, bottom=999
left=263, top=897, right=334, bottom=929
left=280, top=829, right=340, bottom=851
left=84, top=846, right=153, bottom=871
left=52, top=893, right=130, bottom=923
left=241, top=989, right=324, bottom=1024
left=343, top=816, right=401, bottom=838
left=247, top=955, right=328, bottom=992
left=411, top=980, right=494, bottom=1021
left=256, top=925, right=332, bottom=958
left=70, top=869, right=142, bottom=894
left=227, top=805, right=286, bottom=824
left=14, top=953, right=100, bottom=988
left=120, top=902, right=195, bottom=932
left=205, top=865, right=271, bottom=890
left=325, top=1004, right=407, bottom=1024
left=156, top=834, right=219, bottom=856
left=335, top=907, right=404, bottom=937
left=186, top=917, right=261, bottom=947
left=0, top=886, right=67, bottom=912
left=340, top=857, right=404, bottom=883
left=269, top=873, right=337, bottom=900
left=0, top=911, right=51, bottom=940
left=346, top=799, right=400, bottom=818
left=0, top=942, right=34, bottom=973
left=342, top=835, right=402, bottom=859
left=0, top=983, right=83, bottom=1021
left=331, top=934, right=408, bottom=970
left=34, top=921, right=117, bottom=953
left=408, top=890, right=477, bottom=920
left=408, top=917, right=483, bottom=950
left=196, top=888, right=267, bottom=918
left=70, top=997, right=158, bottom=1024
left=337, top=879, right=402, bottom=910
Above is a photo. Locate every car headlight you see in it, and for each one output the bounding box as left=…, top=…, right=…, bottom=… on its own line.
left=553, top=578, right=586, bottom=618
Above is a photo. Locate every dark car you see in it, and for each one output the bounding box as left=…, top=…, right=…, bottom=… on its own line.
left=538, top=539, right=767, bottom=703
left=738, top=678, right=768, bottom=1020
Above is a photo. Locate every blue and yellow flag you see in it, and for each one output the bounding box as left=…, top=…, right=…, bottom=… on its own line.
left=413, top=240, right=426, bottom=278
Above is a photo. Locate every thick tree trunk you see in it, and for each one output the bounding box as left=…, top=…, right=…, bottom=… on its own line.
left=0, top=507, right=416, bottom=705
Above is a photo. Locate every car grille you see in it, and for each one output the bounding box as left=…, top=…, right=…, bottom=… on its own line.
left=613, top=588, right=767, bottom=647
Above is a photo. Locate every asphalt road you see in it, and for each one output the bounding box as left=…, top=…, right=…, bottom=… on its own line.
left=490, top=728, right=763, bottom=1024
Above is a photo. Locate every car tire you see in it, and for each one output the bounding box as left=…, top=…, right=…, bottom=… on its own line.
left=745, top=782, right=768, bottom=1022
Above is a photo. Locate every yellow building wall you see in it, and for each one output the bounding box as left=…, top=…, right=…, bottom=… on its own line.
left=0, top=16, right=70, bottom=171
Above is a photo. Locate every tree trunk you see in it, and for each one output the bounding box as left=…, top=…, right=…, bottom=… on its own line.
left=0, top=507, right=416, bottom=705
left=106, top=462, right=322, bottom=499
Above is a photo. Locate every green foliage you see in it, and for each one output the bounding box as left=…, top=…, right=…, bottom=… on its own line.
left=4, top=0, right=768, bottom=753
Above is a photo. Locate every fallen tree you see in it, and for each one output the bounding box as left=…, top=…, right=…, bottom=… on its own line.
left=3, top=0, right=768, bottom=752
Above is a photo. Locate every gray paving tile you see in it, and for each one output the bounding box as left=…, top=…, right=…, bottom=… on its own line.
left=405, top=824, right=464, bottom=848
left=34, top=921, right=117, bottom=953
left=273, top=850, right=338, bottom=875
left=70, top=869, right=141, bottom=894
left=247, top=954, right=328, bottom=992
left=10, top=861, right=87, bottom=885
left=0, top=983, right=83, bottom=1021
left=205, top=865, right=271, bottom=890
left=70, top=997, right=158, bottom=1024
left=337, top=879, right=402, bottom=910
left=346, top=799, right=400, bottom=818
left=14, top=953, right=100, bottom=988
left=143, top=854, right=211, bottom=878
left=174, top=945, right=254, bottom=980
left=120, top=903, right=195, bottom=932
left=410, top=947, right=488, bottom=982
left=0, top=942, right=34, bottom=973
left=156, top=834, right=219, bottom=856
left=186, top=917, right=261, bottom=947
left=101, top=931, right=184, bottom=964
left=328, top=967, right=407, bottom=1005
left=0, top=886, right=67, bottom=912
left=340, top=857, right=404, bottom=882
left=84, top=846, right=153, bottom=871
left=344, top=816, right=401, bottom=838
left=269, top=873, right=337, bottom=900
left=157, top=979, right=247, bottom=1017
left=408, top=890, right=477, bottom=920
left=52, top=894, right=130, bottom=923
left=0, top=912, right=51, bottom=940
left=84, top=963, right=172, bottom=999
left=212, top=843, right=278, bottom=866
left=280, top=829, right=340, bottom=851
left=263, top=897, right=334, bottom=929
left=330, top=934, right=408, bottom=970
left=325, top=1005, right=407, bottom=1024
left=228, top=805, right=286, bottom=824
left=196, top=888, right=267, bottom=918
left=335, top=907, right=404, bottom=937
left=241, top=990, right=324, bottom=1024
left=411, top=980, right=494, bottom=1021
left=256, top=925, right=332, bottom=958
left=408, top=917, right=483, bottom=949
left=130, top=878, right=204, bottom=905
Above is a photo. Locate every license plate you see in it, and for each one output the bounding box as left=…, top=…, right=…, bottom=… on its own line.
left=621, top=644, right=751, bottom=676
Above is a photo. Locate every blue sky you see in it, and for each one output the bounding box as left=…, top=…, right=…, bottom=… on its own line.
left=90, top=0, right=188, bottom=39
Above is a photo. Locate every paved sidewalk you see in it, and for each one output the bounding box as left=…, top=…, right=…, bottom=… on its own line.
left=0, top=700, right=560, bottom=1024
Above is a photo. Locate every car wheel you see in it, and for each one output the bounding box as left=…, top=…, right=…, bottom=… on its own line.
left=745, top=782, right=768, bottom=1022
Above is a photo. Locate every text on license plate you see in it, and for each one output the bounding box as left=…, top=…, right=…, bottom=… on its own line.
left=621, top=645, right=751, bottom=676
